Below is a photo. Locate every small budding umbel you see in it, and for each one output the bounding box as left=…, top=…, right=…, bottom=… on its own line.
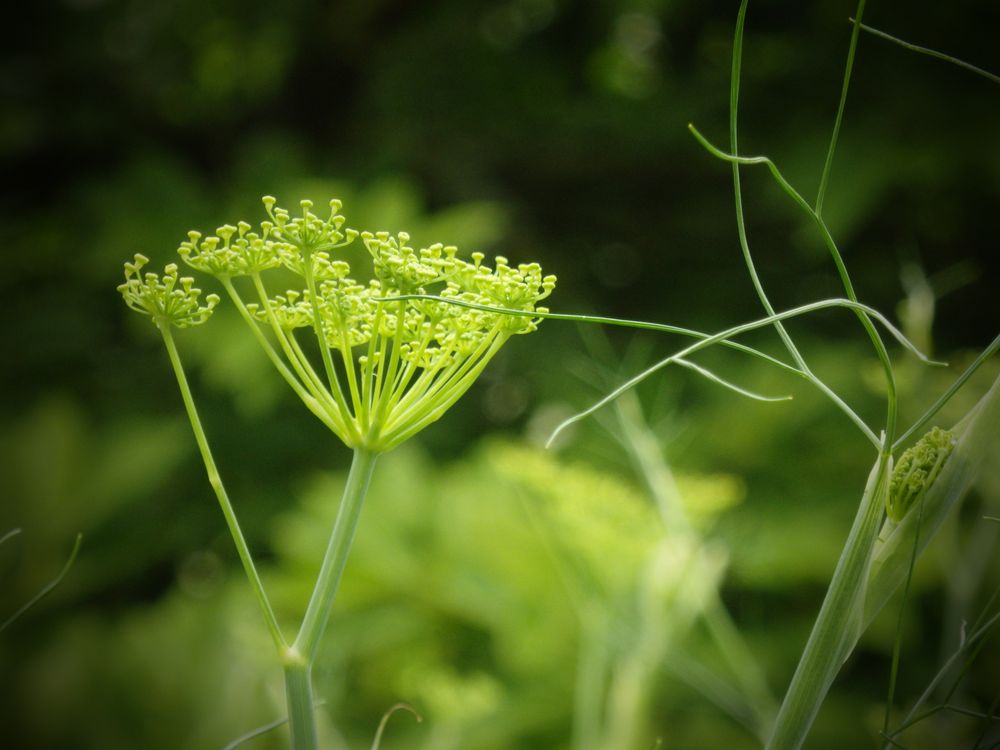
left=120, top=197, right=555, bottom=452
left=118, top=255, right=220, bottom=328
left=886, top=426, right=956, bottom=522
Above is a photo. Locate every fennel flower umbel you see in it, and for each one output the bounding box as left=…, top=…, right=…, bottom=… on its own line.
left=121, top=196, right=555, bottom=452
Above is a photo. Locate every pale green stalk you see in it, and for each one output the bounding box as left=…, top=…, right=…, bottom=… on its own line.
left=603, top=539, right=704, bottom=750
left=303, top=257, right=346, bottom=407
left=219, top=277, right=345, bottom=435
left=165, top=318, right=381, bottom=748
left=247, top=272, right=351, bottom=422
left=360, top=303, right=386, bottom=424
left=766, top=449, right=891, bottom=750
left=379, top=327, right=503, bottom=433
left=380, top=329, right=438, bottom=418
left=286, top=331, right=355, bottom=429
left=613, top=391, right=775, bottom=739
left=283, top=656, right=319, bottom=750
left=273, top=446, right=377, bottom=747
left=602, top=633, right=658, bottom=750
left=294, top=447, right=378, bottom=662
left=381, top=337, right=509, bottom=447
left=722, top=7, right=899, bottom=746
left=334, top=320, right=365, bottom=420
left=381, top=326, right=463, bottom=420
left=160, top=325, right=286, bottom=651
left=372, top=306, right=410, bottom=423
left=711, top=7, right=1000, bottom=746
left=399, top=331, right=504, bottom=417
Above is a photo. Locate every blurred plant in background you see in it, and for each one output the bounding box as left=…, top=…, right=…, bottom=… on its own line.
left=2, top=0, right=998, bottom=748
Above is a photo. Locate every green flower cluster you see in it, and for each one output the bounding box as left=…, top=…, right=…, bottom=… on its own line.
left=886, top=426, right=956, bottom=522
left=118, top=256, right=220, bottom=328
left=120, top=197, right=555, bottom=452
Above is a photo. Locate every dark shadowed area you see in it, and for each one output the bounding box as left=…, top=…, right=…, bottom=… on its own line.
left=1, top=1, right=998, bottom=748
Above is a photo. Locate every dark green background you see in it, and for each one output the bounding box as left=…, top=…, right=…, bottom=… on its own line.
left=2, top=1, right=998, bottom=748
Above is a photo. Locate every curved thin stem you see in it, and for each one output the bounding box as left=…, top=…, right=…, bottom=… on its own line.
left=374, top=297, right=803, bottom=377
left=728, top=0, right=797, bottom=367
left=379, top=293, right=941, bottom=447
left=816, top=1, right=867, bottom=216
left=370, top=703, right=422, bottom=750
left=0, top=533, right=82, bottom=634
left=851, top=19, right=1000, bottom=86
left=221, top=700, right=326, bottom=750
left=223, top=714, right=290, bottom=750
left=727, top=0, right=837, bottom=421
left=548, top=297, right=936, bottom=449
left=691, top=122, right=900, bottom=448
left=885, top=605, right=1000, bottom=740
left=674, top=356, right=791, bottom=402
left=894, top=332, right=1000, bottom=450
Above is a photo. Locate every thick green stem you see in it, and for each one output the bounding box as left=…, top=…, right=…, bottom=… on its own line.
left=283, top=652, right=319, bottom=750
left=280, top=448, right=377, bottom=747
left=294, top=447, right=378, bottom=662
left=766, top=450, right=890, bottom=750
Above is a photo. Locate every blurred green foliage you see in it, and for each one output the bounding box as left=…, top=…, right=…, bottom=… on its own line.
left=2, top=0, right=998, bottom=748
